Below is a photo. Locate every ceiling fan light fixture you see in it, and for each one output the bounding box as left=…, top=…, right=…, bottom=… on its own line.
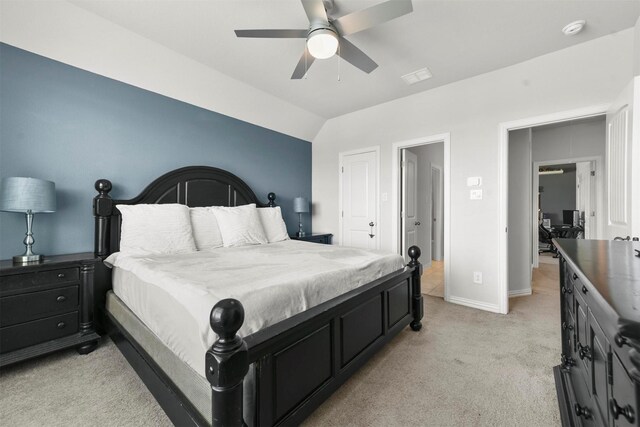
left=306, top=28, right=339, bottom=59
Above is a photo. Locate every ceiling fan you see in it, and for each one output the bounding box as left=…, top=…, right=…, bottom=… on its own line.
left=234, top=0, right=413, bottom=79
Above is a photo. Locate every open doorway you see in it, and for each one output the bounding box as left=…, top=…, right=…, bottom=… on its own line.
left=392, top=134, right=450, bottom=301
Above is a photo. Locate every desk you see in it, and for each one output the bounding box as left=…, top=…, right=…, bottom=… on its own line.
left=550, top=225, right=583, bottom=239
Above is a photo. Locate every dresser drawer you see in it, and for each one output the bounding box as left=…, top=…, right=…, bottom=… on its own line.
left=0, top=285, right=79, bottom=327
left=1, top=267, right=79, bottom=295
left=0, top=312, right=78, bottom=354
left=611, top=354, right=637, bottom=427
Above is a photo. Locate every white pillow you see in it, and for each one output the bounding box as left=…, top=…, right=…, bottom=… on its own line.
left=211, top=204, right=268, bottom=247
left=189, top=207, right=224, bottom=250
left=117, top=204, right=197, bottom=255
left=257, top=207, right=290, bottom=243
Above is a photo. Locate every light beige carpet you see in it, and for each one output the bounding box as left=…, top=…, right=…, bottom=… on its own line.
left=0, top=264, right=560, bottom=426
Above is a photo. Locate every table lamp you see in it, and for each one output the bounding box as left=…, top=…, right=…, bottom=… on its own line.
left=293, top=197, right=309, bottom=238
left=0, top=177, right=56, bottom=263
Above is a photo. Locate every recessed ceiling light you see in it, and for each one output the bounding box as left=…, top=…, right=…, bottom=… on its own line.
left=401, top=67, right=432, bottom=85
left=562, top=20, right=586, bottom=36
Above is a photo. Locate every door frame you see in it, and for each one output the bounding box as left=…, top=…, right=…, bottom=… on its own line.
left=498, top=104, right=608, bottom=314
left=431, top=164, right=444, bottom=261
left=532, top=155, right=603, bottom=268
left=392, top=133, right=450, bottom=301
left=338, top=145, right=381, bottom=249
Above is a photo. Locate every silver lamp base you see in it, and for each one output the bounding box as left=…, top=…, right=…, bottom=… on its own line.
left=13, top=253, right=42, bottom=264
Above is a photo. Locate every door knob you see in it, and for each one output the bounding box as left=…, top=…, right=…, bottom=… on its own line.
left=368, top=222, right=375, bottom=238
left=415, top=221, right=421, bottom=226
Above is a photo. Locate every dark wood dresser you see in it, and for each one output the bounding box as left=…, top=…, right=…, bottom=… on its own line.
left=554, top=239, right=639, bottom=426
left=0, top=253, right=100, bottom=367
left=290, top=233, right=333, bottom=244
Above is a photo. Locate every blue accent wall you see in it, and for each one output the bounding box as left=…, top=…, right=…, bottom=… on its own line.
left=0, top=43, right=312, bottom=259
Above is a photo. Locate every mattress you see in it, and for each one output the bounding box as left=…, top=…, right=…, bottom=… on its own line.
left=106, top=239, right=404, bottom=377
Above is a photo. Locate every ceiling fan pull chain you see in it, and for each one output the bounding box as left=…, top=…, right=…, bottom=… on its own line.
left=337, top=42, right=341, bottom=82
left=304, top=45, right=308, bottom=79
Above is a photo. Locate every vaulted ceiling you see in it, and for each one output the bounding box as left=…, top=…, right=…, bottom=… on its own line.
left=70, top=0, right=640, bottom=119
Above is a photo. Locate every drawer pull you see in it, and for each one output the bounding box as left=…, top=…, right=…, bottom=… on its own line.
left=581, top=285, right=588, bottom=294
left=614, top=333, right=629, bottom=348
left=57, top=273, right=65, bottom=279
left=561, top=286, right=573, bottom=295
left=56, top=295, right=66, bottom=303
left=57, top=322, right=66, bottom=329
left=561, top=354, right=576, bottom=369
left=610, top=398, right=635, bottom=423
left=572, top=273, right=578, bottom=281
left=561, top=322, right=574, bottom=331
left=574, top=403, right=592, bottom=419
left=578, top=343, right=592, bottom=361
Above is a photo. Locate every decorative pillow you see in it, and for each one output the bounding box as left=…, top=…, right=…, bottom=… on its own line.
left=257, top=207, right=290, bottom=243
left=211, top=204, right=268, bottom=247
left=189, top=207, right=224, bottom=250
left=117, top=204, right=197, bottom=255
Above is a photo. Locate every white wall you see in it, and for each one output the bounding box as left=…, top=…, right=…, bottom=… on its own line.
left=532, top=117, right=606, bottom=162
left=0, top=0, right=323, bottom=142
left=508, top=129, right=531, bottom=295
left=635, top=16, right=640, bottom=76
left=313, top=29, right=635, bottom=313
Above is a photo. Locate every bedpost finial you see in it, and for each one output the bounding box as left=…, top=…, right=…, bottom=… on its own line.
left=210, top=298, right=245, bottom=343
left=408, top=245, right=421, bottom=262
left=95, top=179, right=112, bottom=194
left=267, top=192, right=276, bottom=207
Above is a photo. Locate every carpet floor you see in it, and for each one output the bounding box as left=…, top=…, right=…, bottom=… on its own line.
left=0, top=264, right=561, bottom=426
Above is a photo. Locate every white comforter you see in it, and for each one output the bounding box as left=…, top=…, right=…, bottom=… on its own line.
left=106, top=240, right=404, bottom=375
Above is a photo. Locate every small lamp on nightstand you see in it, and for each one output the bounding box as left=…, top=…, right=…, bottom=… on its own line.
left=0, top=177, right=56, bottom=263
left=293, top=197, right=309, bottom=238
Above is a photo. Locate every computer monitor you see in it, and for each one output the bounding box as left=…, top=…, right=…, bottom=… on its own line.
left=563, top=210, right=579, bottom=226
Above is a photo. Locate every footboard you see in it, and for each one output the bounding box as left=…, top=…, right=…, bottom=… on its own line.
left=207, top=247, right=423, bottom=427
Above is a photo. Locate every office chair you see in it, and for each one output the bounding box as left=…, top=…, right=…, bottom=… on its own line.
left=538, top=224, right=558, bottom=257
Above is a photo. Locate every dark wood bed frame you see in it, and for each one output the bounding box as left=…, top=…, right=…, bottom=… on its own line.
left=92, top=166, right=423, bottom=427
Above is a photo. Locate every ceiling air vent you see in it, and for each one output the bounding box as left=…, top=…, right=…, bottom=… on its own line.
left=401, top=67, right=432, bottom=85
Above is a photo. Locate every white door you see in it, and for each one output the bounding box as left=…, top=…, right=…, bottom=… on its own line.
left=431, top=165, right=444, bottom=260
left=341, top=150, right=378, bottom=249
left=575, top=161, right=595, bottom=239
left=401, top=149, right=418, bottom=261
left=605, top=77, right=639, bottom=240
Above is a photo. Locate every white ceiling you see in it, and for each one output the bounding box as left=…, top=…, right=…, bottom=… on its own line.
left=70, top=0, right=640, bottom=119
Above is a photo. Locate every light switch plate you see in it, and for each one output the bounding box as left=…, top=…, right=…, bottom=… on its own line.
left=470, top=189, right=483, bottom=200
left=473, top=272, right=483, bottom=284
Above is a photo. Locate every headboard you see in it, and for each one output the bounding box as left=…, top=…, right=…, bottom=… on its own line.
left=93, top=166, right=275, bottom=258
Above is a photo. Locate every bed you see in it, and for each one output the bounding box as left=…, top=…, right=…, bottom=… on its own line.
left=92, top=166, right=424, bottom=427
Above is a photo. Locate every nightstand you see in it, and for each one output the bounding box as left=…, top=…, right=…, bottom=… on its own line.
left=290, top=233, right=333, bottom=245
left=0, top=253, right=100, bottom=367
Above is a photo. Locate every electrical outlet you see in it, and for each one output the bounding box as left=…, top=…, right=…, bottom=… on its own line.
left=470, top=189, right=483, bottom=200
left=473, top=271, right=483, bottom=284
left=381, top=192, right=388, bottom=202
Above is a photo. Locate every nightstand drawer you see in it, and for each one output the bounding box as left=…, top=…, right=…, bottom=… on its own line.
left=0, top=285, right=79, bottom=327
left=0, top=312, right=79, bottom=354
left=1, top=267, right=79, bottom=295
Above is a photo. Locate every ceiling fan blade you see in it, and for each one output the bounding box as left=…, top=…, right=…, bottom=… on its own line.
left=235, top=29, right=308, bottom=38
left=337, top=38, right=378, bottom=74
left=333, top=0, right=413, bottom=36
left=301, top=0, right=329, bottom=24
left=291, top=48, right=316, bottom=79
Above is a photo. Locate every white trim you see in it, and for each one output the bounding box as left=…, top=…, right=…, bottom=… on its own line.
left=532, top=155, right=603, bottom=268
left=431, top=164, right=444, bottom=261
left=392, top=133, right=451, bottom=301
left=509, top=289, right=533, bottom=297
left=499, top=104, right=609, bottom=315
left=447, top=296, right=502, bottom=314
left=338, top=146, right=381, bottom=249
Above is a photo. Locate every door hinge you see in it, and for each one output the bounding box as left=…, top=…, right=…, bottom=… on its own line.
left=590, top=170, right=595, bottom=176
left=505, top=227, right=508, bottom=232
left=607, top=352, right=613, bottom=385
left=341, top=166, right=344, bottom=173
left=341, top=210, right=344, bottom=217
left=401, top=161, right=406, bottom=168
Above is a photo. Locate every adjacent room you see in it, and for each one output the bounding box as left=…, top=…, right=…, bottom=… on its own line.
left=1, top=1, right=639, bottom=427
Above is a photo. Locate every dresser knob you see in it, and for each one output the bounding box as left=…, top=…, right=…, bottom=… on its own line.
left=610, top=398, right=635, bottom=423
left=562, top=322, right=574, bottom=331
left=57, top=322, right=66, bottom=329
left=581, top=285, right=588, bottom=294
left=614, top=333, right=629, bottom=348
left=574, top=403, right=592, bottom=419
left=561, top=286, right=573, bottom=295
left=578, top=343, right=592, bottom=361
left=56, top=295, right=66, bottom=303
left=57, top=273, right=65, bottom=279
left=572, top=273, right=578, bottom=280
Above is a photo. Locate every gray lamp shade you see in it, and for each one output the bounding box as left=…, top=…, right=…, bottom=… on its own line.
left=293, top=197, right=309, bottom=214
left=0, top=177, right=56, bottom=213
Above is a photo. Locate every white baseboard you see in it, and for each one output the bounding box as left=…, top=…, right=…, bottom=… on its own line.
left=509, top=288, right=532, bottom=297
left=447, top=296, right=502, bottom=314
